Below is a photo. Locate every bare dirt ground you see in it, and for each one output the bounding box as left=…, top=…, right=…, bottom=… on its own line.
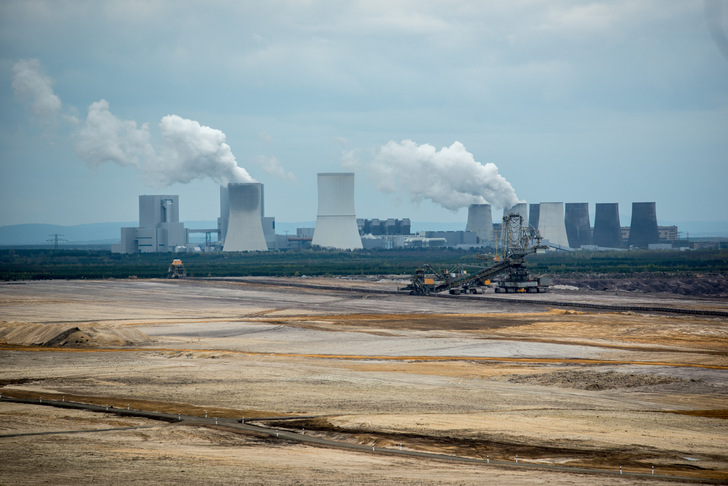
left=1, top=277, right=727, bottom=485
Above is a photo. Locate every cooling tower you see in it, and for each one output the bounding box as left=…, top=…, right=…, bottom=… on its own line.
left=219, top=185, right=229, bottom=241
left=537, top=202, right=570, bottom=248
left=592, top=203, right=622, bottom=248
left=503, top=203, right=528, bottom=222
left=312, top=173, right=363, bottom=250
left=565, top=203, right=592, bottom=248
left=466, top=204, right=494, bottom=244
left=529, top=203, right=540, bottom=229
left=628, top=202, right=659, bottom=248
left=222, top=183, right=268, bottom=252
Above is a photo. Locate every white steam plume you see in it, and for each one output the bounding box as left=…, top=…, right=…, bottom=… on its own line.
left=152, top=115, right=254, bottom=186
left=12, top=58, right=255, bottom=187
left=11, top=59, right=62, bottom=119
left=76, top=100, right=153, bottom=169
left=367, top=140, right=521, bottom=211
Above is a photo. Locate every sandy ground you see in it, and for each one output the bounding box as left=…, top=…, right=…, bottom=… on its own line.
left=1, top=278, right=727, bottom=484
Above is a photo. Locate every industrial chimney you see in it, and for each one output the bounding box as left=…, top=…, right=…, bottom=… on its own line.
left=565, top=203, right=592, bottom=249
left=593, top=203, right=622, bottom=248
left=466, top=204, right=494, bottom=244
left=628, top=202, right=659, bottom=248
left=222, top=183, right=268, bottom=252
left=537, top=202, right=570, bottom=248
left=312, top=173, right=363, bottom=250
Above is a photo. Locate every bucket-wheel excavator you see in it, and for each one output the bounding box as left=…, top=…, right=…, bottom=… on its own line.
left=403, top=213, right=551, bottom=296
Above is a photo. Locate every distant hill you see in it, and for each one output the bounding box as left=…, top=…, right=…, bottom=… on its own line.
left=0, top=223, right=135, bottom=246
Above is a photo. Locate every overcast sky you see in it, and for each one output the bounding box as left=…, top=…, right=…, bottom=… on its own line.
left=1, top=1, right=727, bottom=228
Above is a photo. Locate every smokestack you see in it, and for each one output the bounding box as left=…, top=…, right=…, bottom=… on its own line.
left=222, top=183, right=268, bottom=252
left=312, top=173, right=363, bottom=250
left=593, top=203, right=622, bottom=248
left=466, top=204, right=494, bottom=244
left=529, top=203, right=540, bottom=229
left=628, top=202, right=659, bottom=248
left=565, top=203, right=592, bottom=249
left=537, top=202, right=570, bottom=248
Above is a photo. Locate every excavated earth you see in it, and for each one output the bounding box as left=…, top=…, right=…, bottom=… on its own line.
left=0, top=276, right=727, bottom=485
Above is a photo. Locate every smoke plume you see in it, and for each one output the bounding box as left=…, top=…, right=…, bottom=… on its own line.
left=12, top=58, right=255, bottom=187
left=11, top=59, right=62, bottom=119
left=366, top=140, right=521, bottom=210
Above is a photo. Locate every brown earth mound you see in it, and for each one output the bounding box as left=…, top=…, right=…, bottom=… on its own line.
left=492, top=370, right=698, bottom=390
left=0, top=321, right=151, bottom=348
left=553, top=273, right=728, bottom=296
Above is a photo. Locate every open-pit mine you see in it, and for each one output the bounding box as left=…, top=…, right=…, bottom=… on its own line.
left=1, top=276, right=727, bottom=485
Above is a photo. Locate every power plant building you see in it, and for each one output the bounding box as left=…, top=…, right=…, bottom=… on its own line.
left=564, top=203, right=592, bottom=248
left=358, top=218, right=411, bottom=235
left=466, top=204, right=494, bottom=244
left=592, top=203, right=622, bottom=248
left=628, top=202, right=659, bottom=248
left=113, top=195, right=186, bottom=253
left=222, top=183, right=268, bottom=252
left=312, top=173, right=363, bottom=250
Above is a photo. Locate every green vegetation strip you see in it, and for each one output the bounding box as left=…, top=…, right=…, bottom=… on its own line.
left=1, top=248, right=727, bottom=280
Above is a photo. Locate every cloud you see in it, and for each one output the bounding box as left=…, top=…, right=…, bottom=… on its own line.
left=255, top=155, right=296, bottom=183
left=364, top=140, right=521, bottom=211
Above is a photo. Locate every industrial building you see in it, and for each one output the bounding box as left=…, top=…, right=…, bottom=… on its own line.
left=628, top=202, right=660, bottom=248
left=466, top=204, right=494, bottom=244
left=113, top=195, right=187, bottom=253
left=111, top=171, right=675, bottom=254
left=358, top=218, right=411, bottom=236
left=592, top=203, right=622, bottom=248
left=503, top=203, right=528, bottom=221
left=222, top=183, right=269, bottom=252
left=537, top=202, right=570, bottom=249
left=565, top=203, right=592, bottom=249
left=311, top=173, right=363, bottom=250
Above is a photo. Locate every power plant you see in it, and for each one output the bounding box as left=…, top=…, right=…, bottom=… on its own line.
left=111, top=171, right=675, bottom=253
left=311, top=172, right=363, bottom=250
left=221, top=183, right=268, bottom=252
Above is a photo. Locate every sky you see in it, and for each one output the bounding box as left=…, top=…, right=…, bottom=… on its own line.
left=1, top=0, right=727, bottom=229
